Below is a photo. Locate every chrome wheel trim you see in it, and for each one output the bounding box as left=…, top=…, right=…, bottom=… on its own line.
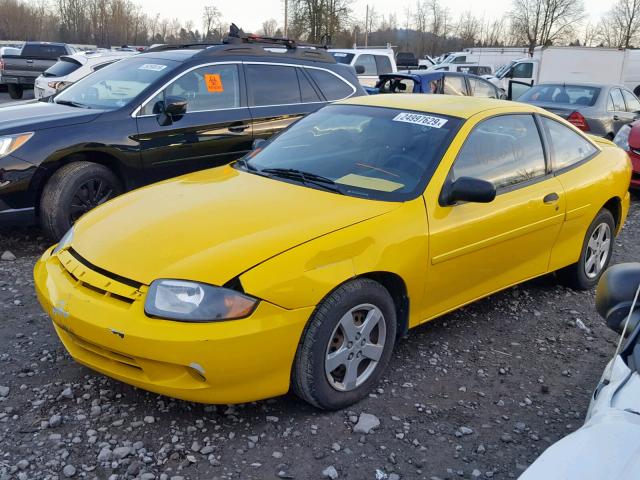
left=584, top=223, right=611, bottom=279
left=324, top=303, right=386, bottom=392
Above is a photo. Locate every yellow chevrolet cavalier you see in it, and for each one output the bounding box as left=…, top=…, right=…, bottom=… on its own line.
left=35, top=95, right=631, bottom=410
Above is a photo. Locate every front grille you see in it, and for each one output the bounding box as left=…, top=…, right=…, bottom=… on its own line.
left=57, top=249, right=145, bottom=304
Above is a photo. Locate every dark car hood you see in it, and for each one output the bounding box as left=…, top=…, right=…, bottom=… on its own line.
left=0, top=102, right=102, bottom=133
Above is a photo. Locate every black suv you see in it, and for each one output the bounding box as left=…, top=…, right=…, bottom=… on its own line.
left=0, top=36, right=364, bottom=239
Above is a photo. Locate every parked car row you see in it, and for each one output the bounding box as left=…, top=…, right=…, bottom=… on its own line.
left=0, top=41, right=77, bottom=99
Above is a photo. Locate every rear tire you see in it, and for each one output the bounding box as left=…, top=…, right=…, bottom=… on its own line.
left=8, top=84, right=23, bottom=99
left=556, top=209, right=615, bottom=290
left=39, top=161, right=122, bottom=241
left=292, top=278, right=397, bottom=410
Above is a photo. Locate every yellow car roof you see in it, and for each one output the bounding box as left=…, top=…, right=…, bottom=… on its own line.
left=339, top=94, right=538, bottom=119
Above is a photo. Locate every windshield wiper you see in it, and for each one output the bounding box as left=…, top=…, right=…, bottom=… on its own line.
left=260, top=168, right=344, bottom=194
left=55, top=99, right=91, bottom=109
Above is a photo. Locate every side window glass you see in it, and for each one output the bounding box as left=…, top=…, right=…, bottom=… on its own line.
left=512, top=62, right=533, bottom=79
left=247, top=64, right=300, bottom=106
left=355, top=54, right=377, bottom=75
left=307, top=68, right=354, bottom=101
left=452, top=115, right=546, bottom=189
left=161, top=64, right=240, bottom=112
left=622, top=89, right=640, bottom=112
left=297, top=69, right=321, bottom=103
left=610, top=88, right=626, bottom=111
left=607, top=93, right=615, bottom=111
left=542, top=117, right=597, bottom=170
left=453, top=56, right=467, bottom=64
left=469, top=78, right=497, bottom=98
left=443, top=75, right=466, bottom=96
left=140, top=90, right=164, bottom=116
left=374, top=55, right=393, bottom=75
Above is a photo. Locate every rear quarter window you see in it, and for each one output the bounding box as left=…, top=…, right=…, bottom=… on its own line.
left=541, top=116, right=598, bottom=170
left=307, top=68, right=354, bottom=101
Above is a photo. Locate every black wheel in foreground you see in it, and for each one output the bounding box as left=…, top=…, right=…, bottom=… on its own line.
left=7, top=84, right=23, bottom=99
left=292, top=278, right=397, bottom=410
left=39, top=161, right=123, bottom=241
left=557, top=208, right=615, bottom=290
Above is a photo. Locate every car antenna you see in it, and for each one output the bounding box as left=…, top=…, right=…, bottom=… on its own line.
left=602, top=281, right=640, bottom=385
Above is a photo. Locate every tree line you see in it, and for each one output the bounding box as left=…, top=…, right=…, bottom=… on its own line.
left=0, top=0, right=639, bottom=56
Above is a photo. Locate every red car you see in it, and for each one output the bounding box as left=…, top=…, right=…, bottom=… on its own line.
left=614, top=121, right=640, bottom=188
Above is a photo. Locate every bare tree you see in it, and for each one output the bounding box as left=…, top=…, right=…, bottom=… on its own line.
left=202, top=5, right=222, bottom=41
left=509, top=0, right=586, bottom=54
left=598, top=0, right=640, bottom=48
left=261, top=18, right=278, bottom=36
left=456, top=11, right=481, bottom=47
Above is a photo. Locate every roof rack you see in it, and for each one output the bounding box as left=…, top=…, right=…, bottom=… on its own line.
left=145, top=42, right=222, bottom=52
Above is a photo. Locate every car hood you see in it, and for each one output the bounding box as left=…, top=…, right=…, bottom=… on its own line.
left=0, top=102, right=101, bottom=133
left=72, top=165, right=399, bottom=286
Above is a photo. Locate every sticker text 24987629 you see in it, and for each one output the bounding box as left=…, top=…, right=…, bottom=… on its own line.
left=393, top=112, right=448, bottom=128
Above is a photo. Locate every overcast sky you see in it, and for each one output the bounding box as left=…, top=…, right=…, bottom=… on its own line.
left=136, top=0, right=614, bottom=33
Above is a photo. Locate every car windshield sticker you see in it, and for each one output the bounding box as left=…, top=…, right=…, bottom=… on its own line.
left=392, top=112, right=448, bottom=128
left=337, top=174, right=404, bottom=192
left=138, top=64, right=167, bottom=71
left=205, top=73, right=224, bottom=93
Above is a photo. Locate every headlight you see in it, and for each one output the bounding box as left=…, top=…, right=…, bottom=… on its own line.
left=47, top=81, right=73, bottom=92
left=52, top=227, right=73, bottom=255
left=0, top=132, right=33, bottom=159
left=145, top=279, right=258, bottom=322
left=614, top=124, right=631, bottom=151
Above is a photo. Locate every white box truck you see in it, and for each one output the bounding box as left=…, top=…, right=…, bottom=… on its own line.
left=429, top=47, right=530, bottom=72
left=487, top=46, right=640, bottom=99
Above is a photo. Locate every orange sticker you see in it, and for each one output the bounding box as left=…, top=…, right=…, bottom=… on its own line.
left=205, top=73, right=224, bottom=93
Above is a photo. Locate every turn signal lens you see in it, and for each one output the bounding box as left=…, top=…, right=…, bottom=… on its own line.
left=0, top=132, right=33, bottom=158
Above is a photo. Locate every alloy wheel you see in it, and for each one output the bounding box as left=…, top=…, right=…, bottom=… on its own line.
left=69, top=178, right=115, bottom=222
left=584, top=223, right=611, bottom=279
left=324, top=303, right=387, bottom=392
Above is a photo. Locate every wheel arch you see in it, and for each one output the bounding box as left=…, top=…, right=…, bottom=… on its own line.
left=602, top=196, right=622, bottom=234
left=356, top=271, right=410, bottom=338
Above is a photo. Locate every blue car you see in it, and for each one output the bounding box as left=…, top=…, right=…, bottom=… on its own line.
left=366, top=71, right=506, bottom=99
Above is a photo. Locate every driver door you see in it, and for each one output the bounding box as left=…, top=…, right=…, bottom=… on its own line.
left=134, top=63, right=253, bottom=183
left=421, top=114, right=566, bottom=320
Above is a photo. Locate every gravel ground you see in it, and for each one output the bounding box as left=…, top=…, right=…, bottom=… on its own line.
left=0, top=197, right=638, bottom=480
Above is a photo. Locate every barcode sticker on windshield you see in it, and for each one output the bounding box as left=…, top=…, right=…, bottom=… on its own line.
left=393, top=112, right=447, bottom=128
left=138, top=64, right=167, bottom=71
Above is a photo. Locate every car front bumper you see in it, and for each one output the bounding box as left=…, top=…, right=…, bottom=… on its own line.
left=34, top=247, right=314, bottom=404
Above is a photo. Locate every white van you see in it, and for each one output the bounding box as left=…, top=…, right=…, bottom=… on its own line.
left=329, top=48, right=397, bottom=87
left=431, top=47, right=530, bottom=73
left=487, top=46, right=635, bottom=99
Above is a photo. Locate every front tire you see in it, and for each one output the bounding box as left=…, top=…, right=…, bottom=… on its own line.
left=39, top=161, right=123, bottom=241
left=292, top=278, right=397, bottom=410
left=557, top=209, right=615, bottom=290
left=8, top=84, right=23, bottom=99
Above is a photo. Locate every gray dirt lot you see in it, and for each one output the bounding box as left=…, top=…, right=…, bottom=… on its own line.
left=0, top=197, right=638, bottom=480
left=0, top=89, right=35, bottom=105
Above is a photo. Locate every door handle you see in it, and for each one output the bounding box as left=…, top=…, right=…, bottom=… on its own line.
left=26, top=59, right=34, bottom=63
left=543, top=192, right=559, bottom=204
left=228, top=124, right=249, bottom=133
left=613, top=115, right=620, bottom=121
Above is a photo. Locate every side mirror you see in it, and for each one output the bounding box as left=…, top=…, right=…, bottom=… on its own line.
left=355, top=65, right=365, bottom=74
left=595, top=263, right=640, bottom=334
left=252, top=138, right=266, bottom=150
left=629, top=124, right=640, bottom=150
left=164, top=96, right=187, bottom=116
left=157, top=96, right=187, bottom=126
left=440, top=177, right=496, bottom=206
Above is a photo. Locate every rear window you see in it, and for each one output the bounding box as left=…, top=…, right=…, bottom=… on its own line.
left=42, top=58, right=81, bottom=78
left=22, top=44, right=66, bottom=59
left=307, top=68, right=354, bottom=101
left=519, top=84, right=601, bottom=106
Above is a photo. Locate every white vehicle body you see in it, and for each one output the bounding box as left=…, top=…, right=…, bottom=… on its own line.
left=520, top=355, right=640, bottom=480
left=487, top=46, right=640, bottom=99
left=430, top=47, right=529, bottom=73
left=418, top=55, right=437, bottom=69
left=430, top=63, right=493, bottom=76
left=329, top=48, right=397, bottom=87
left=34, top=49, right=136, bottom=99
